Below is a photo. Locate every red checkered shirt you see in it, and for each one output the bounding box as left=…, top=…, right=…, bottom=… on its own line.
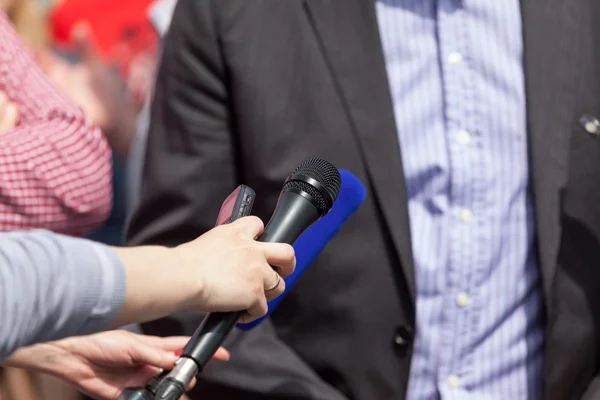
left=0, top=13, right=112, bottom=236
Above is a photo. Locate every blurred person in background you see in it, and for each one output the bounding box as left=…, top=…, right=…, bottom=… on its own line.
left=8, top=0, right=162, bottom=247
left=44, top=0, right=148, bottom=247
left=49, top=0, right=158, bottom=108
left=127, top=0, right=176, bottom=212
left=0, top=0, right=158, bottom=398
left=0, top=1, right=112, bottom=236
left=45, top=3, right=168, bottom=400
left=0, top=5, right=112, bottom=399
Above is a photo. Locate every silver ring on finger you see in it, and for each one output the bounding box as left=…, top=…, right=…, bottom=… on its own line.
left=265, top=271, right=281, bottom=292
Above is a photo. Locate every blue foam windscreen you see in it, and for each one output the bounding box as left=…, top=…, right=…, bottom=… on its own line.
left=236, top=169, right=367, bottom=331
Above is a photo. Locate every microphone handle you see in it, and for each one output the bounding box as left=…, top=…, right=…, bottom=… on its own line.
left=181, top=311, right=241, bottom=368
left=117, top=370, right=169, bottom=400
left=256, top=191, right=321, bottom=243
left=181, top=191, right=320, bottom=370
left=117, top=388, right=155, bottom=400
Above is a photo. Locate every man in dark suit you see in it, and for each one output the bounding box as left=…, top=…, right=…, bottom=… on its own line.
left=127, top=0, right=600, bottom=399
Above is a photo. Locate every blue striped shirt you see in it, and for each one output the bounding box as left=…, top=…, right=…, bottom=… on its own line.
left=375, top=0, right=545, bottom=398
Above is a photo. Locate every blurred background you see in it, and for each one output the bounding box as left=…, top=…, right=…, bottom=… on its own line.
left=0, top=0, right=164, bottom=398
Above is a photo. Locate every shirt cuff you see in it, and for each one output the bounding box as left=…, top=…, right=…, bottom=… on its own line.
left=74, top=242, right=127, bottom=335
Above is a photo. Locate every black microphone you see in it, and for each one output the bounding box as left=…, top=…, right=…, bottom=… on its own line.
left=153, top=158, right=342, bottom=400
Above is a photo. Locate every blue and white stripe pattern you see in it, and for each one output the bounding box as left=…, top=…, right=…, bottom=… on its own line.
left=375, top=0, right=545, bottom=398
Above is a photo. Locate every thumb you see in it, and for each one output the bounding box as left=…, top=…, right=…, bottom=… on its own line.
left=70, top=21, right=99, bottom=64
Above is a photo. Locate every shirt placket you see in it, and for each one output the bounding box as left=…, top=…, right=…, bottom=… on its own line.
left=436, top=1, right=481, bottom=397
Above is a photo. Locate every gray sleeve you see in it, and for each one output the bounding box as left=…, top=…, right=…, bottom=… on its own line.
left=0, top=230, right=127, bottom=359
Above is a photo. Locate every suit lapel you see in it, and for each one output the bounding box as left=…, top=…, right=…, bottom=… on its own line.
left=521, top=0, right=578, bottom=317
left=303, top=0, right=416, bottom=301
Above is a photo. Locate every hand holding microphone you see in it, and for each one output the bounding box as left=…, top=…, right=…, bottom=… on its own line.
left=110, top=217, right=295, bottom=330
left=173, top=216, right=294, bottom=322
left=237, top=168, right=367, bottom=331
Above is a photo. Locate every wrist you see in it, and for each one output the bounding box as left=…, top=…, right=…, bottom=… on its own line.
left=171, top=243, right=206, bottom=311
left=110, top=245, right=200, bottom=327
left=3, top=342, right=74, bottom=379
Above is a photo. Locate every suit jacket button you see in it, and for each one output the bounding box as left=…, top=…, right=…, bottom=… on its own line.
left=394, top=326, right=413, bottom=350
left=580, top=114, right=600, bottom=136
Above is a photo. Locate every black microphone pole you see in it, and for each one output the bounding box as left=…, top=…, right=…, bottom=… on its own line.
left=154, top=189, right=329, bottom=400
left=156, top=190, right=325, bottom=398
left=182, top=189, right=322, bottom=364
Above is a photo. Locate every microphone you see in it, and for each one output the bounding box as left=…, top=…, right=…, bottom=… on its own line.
left=153, top=158, right=342, bottom=400
left=237, top=169, right=366, bottom=331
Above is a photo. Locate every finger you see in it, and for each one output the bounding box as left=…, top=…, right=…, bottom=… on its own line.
left=258, top=243, right=296, bottom=278
left=0, top=91, right=8, bottom=121
left=232, top=216, right=264, bottom=238
left=237, top=312, right=255, bottom=324
left=185, top=377, right=197, bottom=392
left=265, top=272, right=286, bottom=302
left=127, top=341, right=179, bottom=370
left=175, top=346, right=229, bottom=361
left=0, top=95, right=15, bottom=133
left=137, top=336, right=229, bottom=361
left=244, top=297, right=268, bottom=323
left=3, top=103, right=19, bottom=129
left=212, top=347, right=231, bottom=361
left=135, top=335, right=191, bottom=351
left=0, top=91, right=7, bottom=108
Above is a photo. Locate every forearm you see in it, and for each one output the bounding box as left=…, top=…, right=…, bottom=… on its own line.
left=108, top=245, right=197, bottom=329
left=0, top=230, right=202, bottom=360
left=0, top=117, right=112, bottom=236
left=0, top=230, right=126, bottom=359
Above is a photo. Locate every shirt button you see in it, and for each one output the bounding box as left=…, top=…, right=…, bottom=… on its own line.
left=393, top=326, right=413, bottom=357
left=393, top=326, right=413, bottom=349
left=456, top=292, right=470, bottom=308
left=448, top=52, right=463, bottom=64
left=580, top=115, right=600, bottom=136
left=447, top=375, right=461, bottom=388
left=456, top=129, right=472, bottom=145
left=459, top=209, right=473, bottom=223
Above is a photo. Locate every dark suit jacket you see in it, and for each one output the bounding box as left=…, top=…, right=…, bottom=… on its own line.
left=127, top=0, right=600, bottom=399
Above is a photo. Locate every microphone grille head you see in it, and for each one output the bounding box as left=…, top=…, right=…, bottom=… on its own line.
left=284, top=158, right=342, bottom=215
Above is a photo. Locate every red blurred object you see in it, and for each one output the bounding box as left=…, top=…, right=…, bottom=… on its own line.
left=49, top=0, right=158, bottom=73
left=174, top=349, right=183, bottom=356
